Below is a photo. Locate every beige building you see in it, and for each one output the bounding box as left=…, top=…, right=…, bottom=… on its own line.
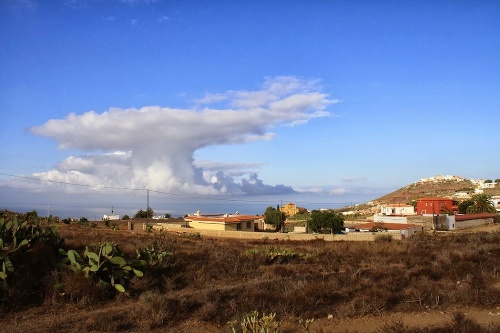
left=280, top=202, right=299, bottom=217
left=184, top=212, right=259, bottom=232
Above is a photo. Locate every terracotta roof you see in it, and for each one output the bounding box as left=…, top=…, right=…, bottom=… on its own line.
left=417, top=197, right=453, bottom=201
left=350, top=222, right=417, bottom=230
left=455, top=213, right=497, bottom=221
left=383, top=204, right=413, bottom=207
left=186, top=215, right=260, bottom=223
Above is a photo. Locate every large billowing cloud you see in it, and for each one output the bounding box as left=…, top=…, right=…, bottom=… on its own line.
left=29, top=76, right=335, bottom=196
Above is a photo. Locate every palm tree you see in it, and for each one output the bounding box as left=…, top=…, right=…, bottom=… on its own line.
left=466, top=194, right=496, bottom=213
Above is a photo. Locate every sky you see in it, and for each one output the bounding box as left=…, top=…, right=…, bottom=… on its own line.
left=0, top=0, right=499, bottom=218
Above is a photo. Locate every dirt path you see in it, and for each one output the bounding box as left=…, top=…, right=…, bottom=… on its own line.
left=299, top=308, right=500, bottom=332
left=2, top=304, right=500, bottom=333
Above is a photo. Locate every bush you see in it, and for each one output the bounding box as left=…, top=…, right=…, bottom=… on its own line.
left=375, top=234, right=393, bottom=242
left=228, top=310, right=280, bottom=333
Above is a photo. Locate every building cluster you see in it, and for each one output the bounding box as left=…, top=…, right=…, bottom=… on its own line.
left=105, top=176, right=499, bottom=240
left=373, top=196, right=500, bottom=232
left=416, top=174, right=499, bottom=191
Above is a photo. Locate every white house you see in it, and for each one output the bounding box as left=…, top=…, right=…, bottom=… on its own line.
left=379, top=204, right=415, bottom=216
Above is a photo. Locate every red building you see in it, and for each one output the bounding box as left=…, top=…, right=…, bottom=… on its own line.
left=416, top=197, right=458, bottom=215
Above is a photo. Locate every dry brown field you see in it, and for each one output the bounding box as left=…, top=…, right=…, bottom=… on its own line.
left=2, top=221, right=500, bottom=332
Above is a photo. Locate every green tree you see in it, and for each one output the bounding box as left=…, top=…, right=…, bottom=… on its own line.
left=466, top=194, right=496, bottom=214
left=134, top=208, right=154, bottom=219
left=308, top=210, right=344, bottom=234
left=122, top=215, right=130, bottom=220
left=458, top=199, right=474, bottom=214
left=495, top=178, right=500, bottom=183
left=264, top=206, right=286, bottom=231
left=165, top=213, right=172, bottom=219
left=485, top=179, right=493, bottom=183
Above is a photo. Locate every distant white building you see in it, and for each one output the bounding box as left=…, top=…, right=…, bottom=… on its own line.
left=103, top=214, right=120, bottom=220
left=379, top=204, right=416, bottom=216
left=492, top=196, right=500, bottom=213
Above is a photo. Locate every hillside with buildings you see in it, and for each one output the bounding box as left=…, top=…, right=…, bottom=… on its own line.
left=373, top=175, right=500, bottom=205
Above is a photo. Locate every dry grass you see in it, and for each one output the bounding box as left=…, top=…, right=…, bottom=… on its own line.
left=2, top=223, right=500, bottom=332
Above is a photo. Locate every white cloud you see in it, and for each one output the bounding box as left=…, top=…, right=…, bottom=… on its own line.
left=28, top=76, right=334, bottom=196
left=329, top=188, right=351, bottom=195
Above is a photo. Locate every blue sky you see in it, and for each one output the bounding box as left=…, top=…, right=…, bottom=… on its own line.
left=1, top=0, right=499, bottom=218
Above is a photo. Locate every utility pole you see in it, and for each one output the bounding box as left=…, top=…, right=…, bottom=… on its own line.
left=146, top=189, right=149, bottom=224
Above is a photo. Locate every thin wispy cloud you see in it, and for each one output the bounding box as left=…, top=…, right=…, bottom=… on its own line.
left=9, top=0, right=38, bottom=11
left=341, top=177, right=367, bottom=182
left=27, top=76, right=335, bottom=196
left=158, top=15, right=169, bottom=23
left=120, top=0, right=156, bottom=5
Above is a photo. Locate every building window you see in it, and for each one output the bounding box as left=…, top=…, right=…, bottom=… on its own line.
left=246, top=222, right=251, bottom=229
left=237, top=223, right=241, bottom=230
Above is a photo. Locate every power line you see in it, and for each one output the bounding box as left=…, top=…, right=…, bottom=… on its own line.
left=0, top=172, right=143, bottom=191
left=0, top=172, right=359, bottom=206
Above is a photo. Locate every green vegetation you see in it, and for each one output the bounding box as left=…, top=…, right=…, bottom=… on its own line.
left=58, top=242, right=145, bottom=293
left=134, top=207, right=154, bottom=218
left=466, top=194, right=496, bottom=214
left=0, top=210, right=177, bottom=306
left=263, top=206, right=286, bottom=231
left=307, top=209, right=344, bottom=234
left=0, top=213, right=60, bottom=303
left=458, top=199, right=475, bottom=214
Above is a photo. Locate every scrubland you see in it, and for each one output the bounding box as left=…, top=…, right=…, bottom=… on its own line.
left=2, top=218, right=500, bottom=332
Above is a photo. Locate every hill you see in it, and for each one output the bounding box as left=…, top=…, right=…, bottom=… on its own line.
left=373, top=176, right=500, bottom=205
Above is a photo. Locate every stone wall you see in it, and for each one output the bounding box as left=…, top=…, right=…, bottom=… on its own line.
left=406, top=215, right=448, bottom=230
left=456, top=217, right=495, bottom=230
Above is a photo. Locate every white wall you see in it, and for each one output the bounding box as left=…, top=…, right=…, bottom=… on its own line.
left=373, top=215, right=409, bottom=224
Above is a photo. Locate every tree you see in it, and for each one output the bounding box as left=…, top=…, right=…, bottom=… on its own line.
left=308, top=210, right=344, bottom=234
left=458, top=199, right=474, bottom=214
left=485, top=179, right=493, bottom=183
left=495, top=179, right=500, bottom=183
left=134, top=208, right=154, bottom=219
left=264, top=206, right=286, bottom=231
left=122, top=215, right=130, bottom=220
left=165, top=213, right=172, bottom=219
left=466, top=194, right=496, bottom=214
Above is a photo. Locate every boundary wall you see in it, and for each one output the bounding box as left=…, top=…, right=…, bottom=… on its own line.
left=150, top=224, right=403, bottom=241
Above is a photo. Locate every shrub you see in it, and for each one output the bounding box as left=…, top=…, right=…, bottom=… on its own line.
left=0, top=214, right=61, bottom=304
left=58, top=242, right=145, bottom=293
left=228, top=310, right=280, bottom=333
left=375, top=234, right=393, bottom=242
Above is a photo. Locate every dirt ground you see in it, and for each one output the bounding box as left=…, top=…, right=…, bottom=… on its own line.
left=2, top=303, right=500, bottom=333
